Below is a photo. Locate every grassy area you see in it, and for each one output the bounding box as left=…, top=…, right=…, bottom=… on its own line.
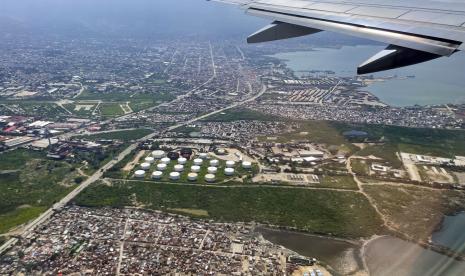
left=0, top=149, right=78, bottom=233
left=0, top=206, right=47, bottom=233
left=74, top=181, right=384, bottom=238
left=63, top=102, right=95, bottom=117
left=364, top=184, right=465, bottom=241
left=175, top=126, right=201, bottom=135
left=268, top=120, right=465, bottom=161
left=319, top=175, right=358, bottom=190
left=0, top=101, right=66, bottom=118
left=99, top=103, right=125, bottom=116
left=351, top=159, right=370, bottom=175
left=333, top=122, right=465, bottom=159
left=82, top=129, right=153, bottom=142
left=269, top=121, right=358, bottom=155
left=168, top=208, right=209, bottom=217
left=202, top=108, right=281, bottom=122
left=355, top=144, right=402, bottom=168
left=74, top=144, right=128, bottom=176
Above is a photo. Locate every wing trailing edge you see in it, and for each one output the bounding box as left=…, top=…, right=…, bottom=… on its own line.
left=247, top=21, right=321, bottom=43
left=357, top=45, right=442, bottom=74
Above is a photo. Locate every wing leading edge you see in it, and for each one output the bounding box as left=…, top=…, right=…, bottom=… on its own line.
left=212, top=0, right=465, bottom=74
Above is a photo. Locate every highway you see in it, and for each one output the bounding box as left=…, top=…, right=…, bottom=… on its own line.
left=0, top=84, right=266, bottom=255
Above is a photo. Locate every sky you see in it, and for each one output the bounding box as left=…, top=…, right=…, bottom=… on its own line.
left=0, top=0, right=380, bottom=48
left=0, top=0, right=266, bottom=38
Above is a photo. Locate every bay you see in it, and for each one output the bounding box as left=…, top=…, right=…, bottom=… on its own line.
left=270, top=46, right=465, bottom=107
left=432, top=212, right=465, bottom=254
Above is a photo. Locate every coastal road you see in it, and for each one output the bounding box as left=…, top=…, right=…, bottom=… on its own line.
left=0, top=84, right=267, bottom=255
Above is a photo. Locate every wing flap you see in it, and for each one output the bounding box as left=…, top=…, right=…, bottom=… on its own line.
left=248, top=21, right=321, bottom=43
left=348, top=6, right=409, bottom=18
left=357, top=45, right=441, bottom=74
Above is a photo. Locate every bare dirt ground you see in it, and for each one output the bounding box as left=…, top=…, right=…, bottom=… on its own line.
left=210, top=148, right=254, bottom=162
left=292, top=265, right=332, bottom=276
left=123, top=150, right=146, bottom=171
left=400, top=153, right=421, bottom=181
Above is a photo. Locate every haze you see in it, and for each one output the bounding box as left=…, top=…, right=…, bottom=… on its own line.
left=0, top=0, right=266, bottom=38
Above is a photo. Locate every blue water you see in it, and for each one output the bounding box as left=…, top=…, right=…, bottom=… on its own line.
left=271, top=46, right=465, bottom=107
left=432, top=213, right=465, bottom=254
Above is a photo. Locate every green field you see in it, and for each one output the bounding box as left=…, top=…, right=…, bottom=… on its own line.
left=99, top=103, right=125, bottom=116
left=74, top=181, right=384, bottom=238
left=81, top=129, right=153, bottom=142
left=0, top=207, right=47, bottom=233
left=0, top=150, right=78, bottom=233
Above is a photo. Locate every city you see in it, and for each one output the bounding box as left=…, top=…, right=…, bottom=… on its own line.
left=1, top=1, right=465, bottom=275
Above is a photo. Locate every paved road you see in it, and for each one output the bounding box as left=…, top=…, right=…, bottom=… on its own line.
left=0, top=84, right=267, bottom=255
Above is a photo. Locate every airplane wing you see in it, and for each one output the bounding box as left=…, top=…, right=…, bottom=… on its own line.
left=212, top=0, right=465, bottom=74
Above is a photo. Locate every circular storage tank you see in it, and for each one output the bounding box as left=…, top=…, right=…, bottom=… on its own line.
left=134, top=170, right=145, bottom=178
left=151, top=150, right=165, bottom=159
left=167, top=151, right=180, bottom=160
left=140, top=163, right=151, bottom=170
left=193, top=158, right=203, bottom=166
left=226, top=160, right=236, bottom=168
left=151, top=171, right=163, bottom=179
left=144, top=156, right=155, bottom=164
left=160, top=157, right=171, bottom=164
left=205, top=173, right=216, bottom=182
left=224, top=168, right=235, bottom=176
left=180, top=148, right=193, bottom=158
left=187, top=172, right=198, bottom=181
left=209, top=159, right=219, bottom=167
left=157, top=163, right=167, bottom=171
left=242, top=161, right=252, bottom=169
left=169, top=172, right=180, bottom=180
left=178, top=157, right=187, bottom=164
left=199, top=152, right=208, bottom=159
left=191, top=165, right=201, bottom=173
left=174, top=164, right=184, bottom=172
left=207, top=167, right=218, bottom=174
